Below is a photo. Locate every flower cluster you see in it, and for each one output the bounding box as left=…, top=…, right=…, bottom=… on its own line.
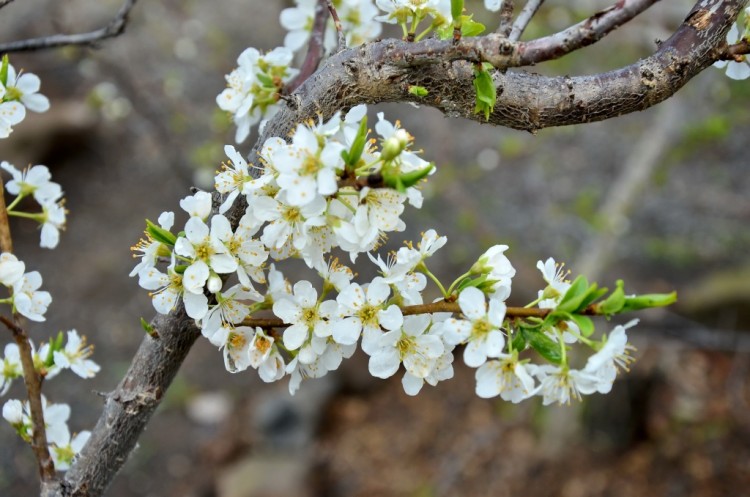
left=714, top=8, right=750, bottom=80
left=0, top=56, right=50, bottom=139
left=133, top=103, right=654, bottom=403
left=1, top=162, right=67, bottom=249
left=281, top=0, right=382, bottom=53
left=1, top=330, right=99, bottom=470
left=0, top=252, right=51, bottom=321
left=216, top=47, right=299, bottom=143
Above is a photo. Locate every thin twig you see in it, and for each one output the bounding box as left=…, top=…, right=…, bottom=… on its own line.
left=240, top=302, right=603, bottom=329
left=0, top=0, right=17, bottom=10
left=1, top=317, right=56, bottom=480
left=287, top=0, right=330, bottom=93
left=722, top=39, right=750, bottom=59
left=0, top=181, right=13, bottom=254
left=496, top=0, right=516, bottom=36
left=326, top=0, right=346, bottom=53
left=509, top=0, right=545, bottom=41
left=0, top=0, right=138, bottom=53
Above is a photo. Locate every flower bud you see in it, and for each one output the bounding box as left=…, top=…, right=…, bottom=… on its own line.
left=207, top=274, right=223, bottom=294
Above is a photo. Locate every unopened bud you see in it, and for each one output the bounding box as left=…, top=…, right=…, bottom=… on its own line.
left=207, top=274, right=223, bottom=294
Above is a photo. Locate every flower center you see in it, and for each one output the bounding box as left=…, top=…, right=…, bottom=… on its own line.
left=228, top=331, right=246, bottom=350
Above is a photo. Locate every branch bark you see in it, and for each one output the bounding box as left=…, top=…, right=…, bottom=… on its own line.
left=47, top=0, right=746, bottom=495
left=0, top=0, right=137, bottom=53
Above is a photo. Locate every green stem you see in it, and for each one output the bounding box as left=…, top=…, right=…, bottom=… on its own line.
left=524, top=295, right=543, bottom=309
left=413, top=24, right=434, bottom=42
left=419, top=263, right=448, bottom=298
left=5, top=193, right=25, bottom=212
left=446, top=270, right=472, bottom=296
left=7, top=210, right=41, bottom=222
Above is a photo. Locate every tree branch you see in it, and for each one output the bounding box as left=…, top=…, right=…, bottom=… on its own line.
left=509, top=0, right=545, bottom=42
left=287, top=0, right=330, bottom=93
left=0, top=0, right=138, bottom=53
left=45, top=1, right=746, bottom=495
left=495, top=0, right=516, bottom=36
left=326, top=0, right=346, bottom=53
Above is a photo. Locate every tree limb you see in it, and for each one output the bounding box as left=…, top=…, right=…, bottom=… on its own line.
left=509, top=0, right=545, bottom=42
left=0, top=0, right=138, bottom=53
left=47, top=0, right=746, bottom=495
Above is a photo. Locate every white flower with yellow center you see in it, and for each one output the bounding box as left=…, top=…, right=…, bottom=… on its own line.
left=369, top=314, right=444, bottom=380
left=174, top=215, right=238, bottom=295
left=475, top=352, right=537, bottom=402
left=332, top=277, right=401, bottom=352
left=53, top=330, right=100, bottom=379
left=442, top=287, right=506, bottom=367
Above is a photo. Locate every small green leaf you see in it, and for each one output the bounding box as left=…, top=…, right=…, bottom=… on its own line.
left=141, top=318, right=160, bottom=339
left=408, top=85, right=429, bottom=98
left=569, top=314, right=595, bottom=337
left=473, top=65, right=496, bottom=121
left=596, top=279, right=626, bottom=315
left=621, top=291, right=677, bottom=312
left=523, top=327, right=563, bottom=364
left=0, top=55, right=8, bottom=88
left=555, top=275, right=590, bottom=313
left=510, top=329, right=527, bottom=353
left=146, top=219, right=177, bottom=246
left=455, top=274, right=489, bottom=293
left=451, top=0, right=464, bottom=21
left=460, top=17, right=485, bottom=37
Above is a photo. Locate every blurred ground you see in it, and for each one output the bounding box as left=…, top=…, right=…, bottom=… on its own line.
left=0, top=0, right=749, bottom=496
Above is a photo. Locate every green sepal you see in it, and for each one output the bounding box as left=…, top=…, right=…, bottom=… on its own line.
left=595, top=279, right=626, bottom=315
left=256, top=72, right=275, bottom=87
left=620, top=291, right=677, bottom=312
left=456, top=274, right=489, bottom=293
left=342, top=116, right=368, bottom=171
left=568, top=313, right=595, bottom=338
left=556, top=276, right=607, bottom=314
left=383, top=163, right=434, bottom=192
left=451, top=0, right=464, bottom=21
left=174, top=264, right=188, bottom=274
left=0, top=55, right=8, bottom=88
left=510, top=329, right=527, bottom=353
left=146, top=219, right=177, bottom=246
left=472, top=63, right=496, bottom=121
left=408, top=85, right=429, bottom=98
left=522, top=326, right=563, bottom=364
left=141, top=318, right=159, bottom=339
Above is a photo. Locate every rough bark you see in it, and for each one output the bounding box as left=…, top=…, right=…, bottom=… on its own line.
left=46, top=0, right=747, bottom=495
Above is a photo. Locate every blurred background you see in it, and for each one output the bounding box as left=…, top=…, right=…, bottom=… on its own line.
left=1, top=0, right=749, bottom=495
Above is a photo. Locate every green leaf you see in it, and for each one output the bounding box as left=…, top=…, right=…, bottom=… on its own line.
left=256, top=72, right=275, bottom=87
left=621, top=291, right=677, bottom=312
left=0, top=55, right=8, bottom=88
left=344, top=116, right=368, bottom=169
left=146, top=219, right=177, bottom=246
left=569, top=314, right=595, bottom=337
left=408, top=85, right=429, bottom=98
left=596, top=279, right=626, bottom=315
left=460, top=17, right=485, bottom=37
left=141, top=318, right=159, bottom=339
left=451, top=0, right=464, bottom=20
left=472, top=65, right=496, bottom=121
left=510, top=329, right=527, bottom=353
left=456, top=274, right=489, bottom=293
left=523, top=327, right=563, bottom=364
left=555, top=275, right=589, bottom=313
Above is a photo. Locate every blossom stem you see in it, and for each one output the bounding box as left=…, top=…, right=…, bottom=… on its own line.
left=4, top=192, right=25, bottom=213
left=0, top=315, right=56, bottom=480
left=7, top=210, right=42, bottom=221
left=413, top=24, right=434, bottom=42
left=418, top=263, right=448, bottom=298
left=445, top=270, right=472, bottom=296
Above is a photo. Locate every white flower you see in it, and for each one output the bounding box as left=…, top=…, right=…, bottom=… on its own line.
left=12, top=271, right=51, bottom=322
left=286, top=354, right=329, bottom=395
left=255, top=193, right=326, bottom=253
left=222, top=326, right=255, bottom=373
left=3, top=64, right=50, bottom=113
left=0, top=101, right=25, bottom=138
left=40, top=199, right=67, bottom=249
left=332, top=277, right=400, bottom=351
left=472, top=244, right=515, bottom=297
left=533, top=365, right=600, bottom=406
left=138, top=263, right=208, bottom=319
left=201, top=284, right=260, bottom=346
left=475, top=353, right=537, bottom=402
left=536, top=257, right=571, bottom=309
left=53, top=330, right=100, bottom=379
left=583, top=319, right=638, bottom=393
left=2, top=398, right=23, bottom=424
left=129, top=211, right=174, bottom=277
left=402, top=349, right=454, bottom=396
left=216, top=145, right=253, bottom=213
left=4, top=395, right=70, bottom=446
left=314, top=257, right=354, bottom=293
left=0, top=252, right=25, bottom=287
left=211, top=212, right=268, bottom=290
left=1, top=162, right=62, bottom=205
left=174, top=215, right=238, bottom=295
left=442, top=287, right=506, bottom=367
left=273, top=119, right=345, bottom=206
left=375, top=0, right=451, bottom=25
left=368, top=314, right=444, bottom=380
left=334, top=187, right=406, bottom=258
left=50, top=431, right=90, bottom=471
left=1, top=343, right=22, bottom=396
left=179, top=191, right=213, bottom=220
left=714, top=24, right=750, bottom=80
left=273, top=281, right=338, bottom=352
left=484, top=0, right=501, bottom=12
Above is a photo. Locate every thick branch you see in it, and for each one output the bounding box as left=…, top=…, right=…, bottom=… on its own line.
left=0, top=0, right=137, bottom=53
